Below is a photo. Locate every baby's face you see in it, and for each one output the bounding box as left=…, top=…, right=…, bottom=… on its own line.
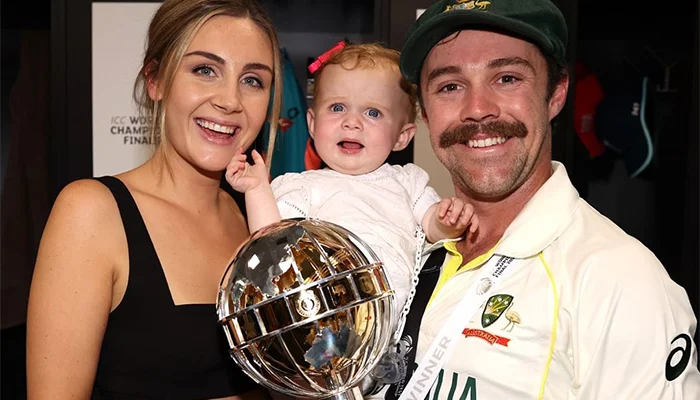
left=308, top=64, right=412, bottom=175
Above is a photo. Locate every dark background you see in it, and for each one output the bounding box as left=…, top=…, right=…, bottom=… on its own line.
left=2, top=0, right=698, bottom=398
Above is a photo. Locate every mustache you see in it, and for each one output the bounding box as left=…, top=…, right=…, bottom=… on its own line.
left=439, top=121, right=528, bottom=148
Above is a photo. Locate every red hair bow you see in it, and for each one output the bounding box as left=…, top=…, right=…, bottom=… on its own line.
left=307, top=41, right=347, bottom=74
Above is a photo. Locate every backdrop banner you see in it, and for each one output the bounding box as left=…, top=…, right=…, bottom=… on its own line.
left=92, top=2, right=161, bottom=177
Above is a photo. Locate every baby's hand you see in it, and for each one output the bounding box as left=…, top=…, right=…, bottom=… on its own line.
left=436, top=197, right=479, bottom=234
left=225, top=148, right=269, bottom=193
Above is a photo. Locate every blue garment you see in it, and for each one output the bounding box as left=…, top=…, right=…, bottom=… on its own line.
left=258, top=47, right=310, bottom=179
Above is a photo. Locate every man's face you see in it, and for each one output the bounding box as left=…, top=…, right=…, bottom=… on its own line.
left=419, top=30, right=568, bottom=200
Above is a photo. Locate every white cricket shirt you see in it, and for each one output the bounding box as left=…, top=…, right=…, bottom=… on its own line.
left=378, top=162, right=700, bottom=399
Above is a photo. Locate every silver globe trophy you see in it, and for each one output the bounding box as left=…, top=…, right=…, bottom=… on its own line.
left=217, top=218, right=395, bottom=399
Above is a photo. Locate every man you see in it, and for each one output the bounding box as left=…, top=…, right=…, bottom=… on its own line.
left=369, top=0, right=700, bottom=399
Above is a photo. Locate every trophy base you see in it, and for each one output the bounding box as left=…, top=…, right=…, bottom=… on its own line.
left=321, top=386, right=364, bottom=400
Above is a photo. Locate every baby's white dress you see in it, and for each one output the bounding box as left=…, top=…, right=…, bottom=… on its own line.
left=270, top=163, right=441, bottom=323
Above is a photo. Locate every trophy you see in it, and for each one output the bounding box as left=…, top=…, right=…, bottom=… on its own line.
left=217, top=218, right=395, bottom=400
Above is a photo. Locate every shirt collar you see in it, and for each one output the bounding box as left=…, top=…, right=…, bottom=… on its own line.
left=496, top=161, right=580, bottom=258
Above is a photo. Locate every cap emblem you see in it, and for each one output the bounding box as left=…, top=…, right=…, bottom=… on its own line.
left=445, top=0, right=491, bottom=13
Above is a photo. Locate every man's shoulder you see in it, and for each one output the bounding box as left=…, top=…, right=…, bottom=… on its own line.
left=557, top=198, right=665, bottom=282
left=566, top=197, right=655, bottom=253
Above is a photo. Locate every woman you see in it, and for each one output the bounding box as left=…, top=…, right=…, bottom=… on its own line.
left=26, top=0, right=282, bottom=398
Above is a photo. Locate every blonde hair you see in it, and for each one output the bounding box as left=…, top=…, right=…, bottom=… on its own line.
left=313, top=43, right=418, bottom=123
left=133, top=0, right=283, bottom=169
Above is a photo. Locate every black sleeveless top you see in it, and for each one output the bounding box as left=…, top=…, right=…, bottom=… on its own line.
left=92, top=176, right=259, bottom=399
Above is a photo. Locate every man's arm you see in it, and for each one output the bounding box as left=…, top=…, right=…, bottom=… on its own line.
left=574, top=242, right=700, bottom=399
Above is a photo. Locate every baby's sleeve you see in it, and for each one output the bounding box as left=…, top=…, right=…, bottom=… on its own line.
left=270, top=173, right=311, bottom=219
left=400, top=164, right=442, bottom=225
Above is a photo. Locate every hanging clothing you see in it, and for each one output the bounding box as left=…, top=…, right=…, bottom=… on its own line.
left=1, top=30, right=52, bottom=329
left=257, top=47, right=311, bottom=179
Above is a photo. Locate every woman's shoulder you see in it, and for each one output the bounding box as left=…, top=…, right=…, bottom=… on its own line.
left=57, top=177, right=117, bottom=206
left=38, top=178, right=126, bottom=275
left=50, top=178, right=123, bottom=231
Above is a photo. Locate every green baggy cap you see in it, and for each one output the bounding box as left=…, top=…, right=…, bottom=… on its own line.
left=400, top=0, right=568, bottom=83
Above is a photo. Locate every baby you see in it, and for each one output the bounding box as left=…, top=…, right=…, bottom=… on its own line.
left=226, top=42, right=478, bottom=323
